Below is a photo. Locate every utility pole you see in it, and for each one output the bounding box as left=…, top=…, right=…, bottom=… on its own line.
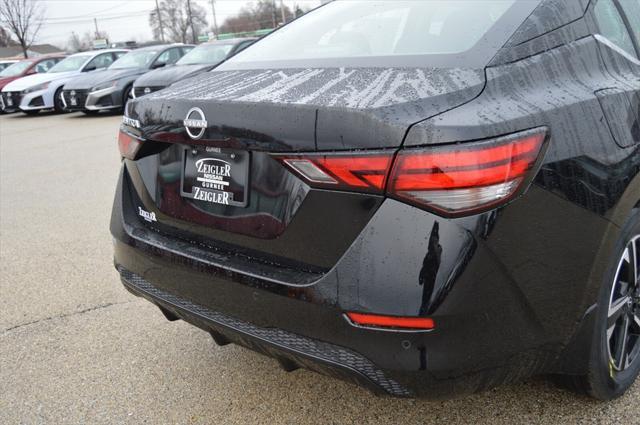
left=93, top=18, right=99, bottom=38
left=210, top=0, right=219, bottom=38
left=155, top=0, right=165, bottom=42
left=280, top=0, right=286, bottom=25
left=271, top=0, right=277, bottom=28
left=186, top=0, right=197, bottom=43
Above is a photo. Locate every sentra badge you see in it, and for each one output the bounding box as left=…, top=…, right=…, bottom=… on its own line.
left=183, top=107, right=207, bottom=140
left=122, top=115, right=141, bottom=128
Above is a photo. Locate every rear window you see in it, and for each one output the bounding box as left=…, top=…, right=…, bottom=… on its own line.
left=222, top=0, right=535, bottom=69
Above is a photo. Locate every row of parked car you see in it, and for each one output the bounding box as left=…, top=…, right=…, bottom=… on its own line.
left=0, top=37, right=256, bottom=116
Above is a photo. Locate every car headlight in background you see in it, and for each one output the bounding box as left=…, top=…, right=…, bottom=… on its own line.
left=23, top=82, right=50, bottom=94
left=91, top=80, right=118, bottom=92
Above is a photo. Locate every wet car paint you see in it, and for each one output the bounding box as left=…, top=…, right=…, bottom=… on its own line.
left=111, top=0, right=640, bottom=398
left=127, top=67, right=487, bottom=151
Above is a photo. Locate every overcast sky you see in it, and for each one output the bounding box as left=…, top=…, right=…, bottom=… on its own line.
left=36, top=0, right=322, bottom=48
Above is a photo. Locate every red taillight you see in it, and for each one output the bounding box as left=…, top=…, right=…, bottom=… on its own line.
left=274, top=128, right=547, bottom=217
left=118, top=129, right=143, bottom=160
left=278, top=152, right=393, bottom=193
left=388, top=129, right=547, bottom=216
left=345, top=312, right=435, bottom=331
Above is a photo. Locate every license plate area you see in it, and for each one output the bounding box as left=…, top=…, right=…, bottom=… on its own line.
left=180, top=147, right=250, bottom=208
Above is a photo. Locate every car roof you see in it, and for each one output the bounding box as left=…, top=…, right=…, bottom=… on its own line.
left=136, top=44, right=168, bottom=51
left=69, top=48, right=129, bottom=57
left=208, top=38, right=257, bottom=45
left=10, top=57, right=40, bottom=64
left=34, top=54, right=67, bottom=60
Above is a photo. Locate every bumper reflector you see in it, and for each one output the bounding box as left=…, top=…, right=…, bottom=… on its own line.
left=346, top=312, right=435, bottom=331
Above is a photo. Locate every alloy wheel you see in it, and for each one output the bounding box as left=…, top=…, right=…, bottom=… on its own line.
left=607, top=235, right=640, bottom=372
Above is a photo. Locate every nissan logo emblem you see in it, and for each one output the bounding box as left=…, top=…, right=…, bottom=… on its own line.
left=183, top=107, right=208, bottom=140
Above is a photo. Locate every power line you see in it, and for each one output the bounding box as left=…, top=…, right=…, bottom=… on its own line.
left=39, top=3, right=127, bottom=20
left=33, top=11, right=151, bottom=25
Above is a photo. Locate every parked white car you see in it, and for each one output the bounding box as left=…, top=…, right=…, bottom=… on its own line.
left=1, top=49, right=128, bottom=114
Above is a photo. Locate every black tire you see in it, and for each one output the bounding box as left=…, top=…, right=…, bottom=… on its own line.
left=567, top=208, right=640, bottom=399
left=53, top=87, right=65, bottom=113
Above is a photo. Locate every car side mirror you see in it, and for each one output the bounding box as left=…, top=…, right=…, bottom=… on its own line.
left=152, top=62, right=166, bottom=69
left=84, top=65, right=97, bottom=72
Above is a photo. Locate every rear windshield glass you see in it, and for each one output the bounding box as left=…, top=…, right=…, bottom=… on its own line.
left=0, top=61, right=31, bottom=77
left=49, top=55, right=91, bottom=73
left=177, top=43, right=234, bottom=65
left=223, top=0, right=525, bottom=68
left=110, top=50, right=159, bottom=69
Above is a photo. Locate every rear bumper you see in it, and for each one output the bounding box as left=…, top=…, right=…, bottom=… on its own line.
left=119, top=267, right=411, bottom=396
left=111, top=162, right=612, bottom=397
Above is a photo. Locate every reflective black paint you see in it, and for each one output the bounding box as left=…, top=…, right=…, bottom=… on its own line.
left=111, top=0, right=640, bottom=398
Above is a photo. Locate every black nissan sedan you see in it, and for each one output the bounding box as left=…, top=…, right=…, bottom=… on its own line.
left=62, top=44, right=193, bottom=114
left=112, top=0, right=640, bottom=400
left=131, top=38, right=257, bottom=99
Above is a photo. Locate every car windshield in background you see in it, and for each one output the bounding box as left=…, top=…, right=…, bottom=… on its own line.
left=49, top=55, right=91, bottom=73
left=0, top=61, right=31, bottom=77
left=110, top=50, right=158, bottom=69
left=177, top=44, right=234, bottom=65
left=223, top=0, right=521, bottom=68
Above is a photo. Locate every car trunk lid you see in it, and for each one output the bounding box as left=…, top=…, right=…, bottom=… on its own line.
left=122, top=66, right=485, bottom=269
left=127, top=67, right=485, bottom=151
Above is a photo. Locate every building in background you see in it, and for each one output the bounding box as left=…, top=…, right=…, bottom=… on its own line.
left=0, top=44, right=65, bottom=60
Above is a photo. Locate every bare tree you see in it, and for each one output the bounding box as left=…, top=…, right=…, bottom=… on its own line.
left=67, top=31, right=83, bottom=52
left=0, top=25, right=14, bottom=47
left=0, top=0, right=44, bottom=58
left=294, top=5, right=308, bottom=19
left=67, top=30, right=109, bottom=53
left=219, top=0, right=293, bottom=35
left=149, top=0, right=207, bottom=44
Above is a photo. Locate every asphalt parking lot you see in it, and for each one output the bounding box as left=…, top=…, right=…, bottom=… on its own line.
left=1, top=112, right=639, bottom=425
